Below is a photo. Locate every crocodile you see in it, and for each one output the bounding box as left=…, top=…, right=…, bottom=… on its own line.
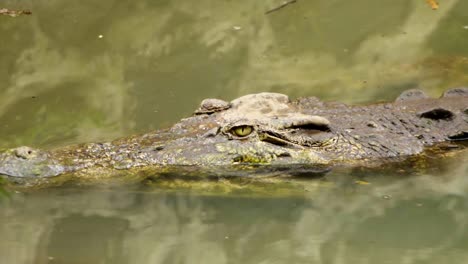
left=0, top=88, right=467, bottom=184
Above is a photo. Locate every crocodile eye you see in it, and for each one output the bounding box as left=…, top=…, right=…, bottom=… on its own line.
left=231, top=126, right=253, bottom=137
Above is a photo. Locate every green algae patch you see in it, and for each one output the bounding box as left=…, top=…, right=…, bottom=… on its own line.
left=144, top=176, right=334, bottom=198
left=232, top=154, right=272, bottom=164
left=137, top=164, right=334, bottom=198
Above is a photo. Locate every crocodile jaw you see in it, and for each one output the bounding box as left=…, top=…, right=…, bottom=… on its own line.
left=143, top=136, right=330, bottom=167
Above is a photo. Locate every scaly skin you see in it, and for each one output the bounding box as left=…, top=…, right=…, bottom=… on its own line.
left=0, top=88, right=467, bottom=183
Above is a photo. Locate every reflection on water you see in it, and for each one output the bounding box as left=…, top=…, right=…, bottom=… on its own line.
left=1, top=0, right=468, bottom=263
left=1, top=0, right=467, bottom=147
left=1, top=159, right=467, bottom=264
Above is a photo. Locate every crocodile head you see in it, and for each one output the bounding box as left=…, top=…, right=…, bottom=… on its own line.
left=144, top=93, right=340, bottom=168
left=0, top=146, right=67, bottom=177
left=0, top=94, right=337, bottom=178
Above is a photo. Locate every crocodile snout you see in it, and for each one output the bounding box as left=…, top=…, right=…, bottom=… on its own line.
left=0, top=147, right=65, bottom=178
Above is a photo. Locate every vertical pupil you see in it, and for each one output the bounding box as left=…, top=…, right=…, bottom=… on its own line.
left=233, top=126, right=251, bottom=136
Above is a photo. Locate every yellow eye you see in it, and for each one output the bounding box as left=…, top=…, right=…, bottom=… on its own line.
left=232, top=126, right=253, bottom=137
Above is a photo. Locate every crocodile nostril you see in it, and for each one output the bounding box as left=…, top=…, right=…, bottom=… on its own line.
left=14, top=146, right=36, bottom=159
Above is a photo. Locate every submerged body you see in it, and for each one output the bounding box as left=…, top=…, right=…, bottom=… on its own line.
left=0, top=88, right=467, bottom=181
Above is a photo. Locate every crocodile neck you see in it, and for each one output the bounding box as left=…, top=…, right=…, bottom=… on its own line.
left=294, top=94, right=467, bottom=160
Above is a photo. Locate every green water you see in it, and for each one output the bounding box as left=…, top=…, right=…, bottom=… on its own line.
left=1, top=0, right=468, bottom=263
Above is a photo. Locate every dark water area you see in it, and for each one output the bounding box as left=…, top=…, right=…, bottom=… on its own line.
left=1, top=0, right=468, bottom=263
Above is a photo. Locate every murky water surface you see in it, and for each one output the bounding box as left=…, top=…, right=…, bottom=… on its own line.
left=1, top=0, right=468, bottom=263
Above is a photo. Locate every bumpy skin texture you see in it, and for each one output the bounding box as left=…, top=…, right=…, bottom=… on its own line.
left=0, top=88, right=467, bottom=179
